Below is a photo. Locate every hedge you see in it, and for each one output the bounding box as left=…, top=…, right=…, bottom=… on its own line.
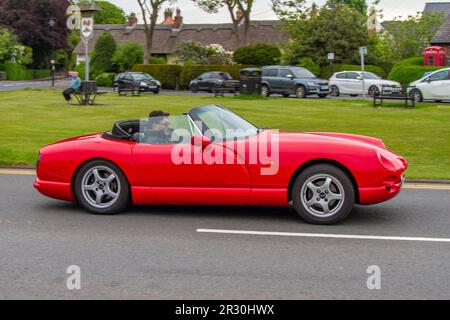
left=387, top=57, right=443, bottom=85
left=133, top=64, right=182, bottom=89
left=33, top=69, right=51, bottom=79
left=388, top=66, right=442, bottom=85
left=132, top=64, right=254, bottom=89
left=4, top=62, right=33, bottom=80
left=321, top=64, right=387, bottom=79
left=95, top=72, right=116, bottom=87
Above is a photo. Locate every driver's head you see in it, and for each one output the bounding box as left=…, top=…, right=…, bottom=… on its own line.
left=148, top=110, right=170, bottom=131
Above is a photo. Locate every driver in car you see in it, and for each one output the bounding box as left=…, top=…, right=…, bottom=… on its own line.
left=144, top=110, right=174, bottom=144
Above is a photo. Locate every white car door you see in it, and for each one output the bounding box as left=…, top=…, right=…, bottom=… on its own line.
left=346, top=72, right=363, bottom=94
left=333, top=72, right=348, bottom=93
left=422, top=70, right=450, bottom=100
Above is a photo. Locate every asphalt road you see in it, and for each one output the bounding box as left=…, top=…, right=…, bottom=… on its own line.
left=0, top=172, right=449, bottom=300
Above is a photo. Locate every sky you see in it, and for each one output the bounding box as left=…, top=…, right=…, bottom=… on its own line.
left=106, top=0, right=437, bottom=24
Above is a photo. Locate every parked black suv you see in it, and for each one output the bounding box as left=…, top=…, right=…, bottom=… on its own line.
left=261, top=66, right=329, bottom=98
left=189, top=72, right=240, bottom=93
left=114, top=72, right=161, bottom=94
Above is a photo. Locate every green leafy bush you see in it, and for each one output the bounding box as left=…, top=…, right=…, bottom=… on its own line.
left=91, top=32, right=117, bottom=74
left=4, top=62, right=33, bottom=80
left=33, top=69, right=51, bottom=79
left=298, top=57, right=321, bottom=76
left=132, top=64, right=182, bottom=89
left=112, top=42, right=144, bottom=72
left=95, top=72, right=116, bottom=87
left=148, top=56, right=167, bottom=64
left=393, top=57, right=424, bottom=68
left=320, top=64, right=387, bottom=79
left=179, top=65, right=253, bottom=88
left=233, top=44, right=281, bottom=66
left=388, top=66, right=441, bottom=85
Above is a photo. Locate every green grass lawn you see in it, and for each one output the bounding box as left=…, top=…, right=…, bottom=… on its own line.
left=0, top=88, right=449, bottom=180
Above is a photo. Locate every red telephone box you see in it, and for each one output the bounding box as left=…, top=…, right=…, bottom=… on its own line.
left=424, top=46, right=447, bottom=67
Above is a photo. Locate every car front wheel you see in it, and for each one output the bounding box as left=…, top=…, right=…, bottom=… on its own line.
left=261, top=85, right=270, bottom=97
left=295, top=86, right=307, bottom=98
left=330, top=85, right=340, bottom=97
left=74, top=160, right=130, bottom=215
left=369, top=86, right=380, bottom=97
left=292, top=164, right=355, bottom=224
left=412, top=89, right=423, bottom=102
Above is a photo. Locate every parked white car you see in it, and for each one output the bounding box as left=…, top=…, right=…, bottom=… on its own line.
left=329, top=71, right=402, bottom=97
left=410, top=68, right=450, bottom=102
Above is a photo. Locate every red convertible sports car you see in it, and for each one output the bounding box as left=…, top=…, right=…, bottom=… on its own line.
left=34, top=105, right=407, bottom=225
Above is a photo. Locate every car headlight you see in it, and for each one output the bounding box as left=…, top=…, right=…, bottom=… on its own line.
left=140, top=82, right=148, bottom=87
left=377, top=151, right=396, bottom=171
left=307, top=82, right=317, bottom=86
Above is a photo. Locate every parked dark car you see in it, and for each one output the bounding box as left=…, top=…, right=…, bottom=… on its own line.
left=114, top=72, right=161, bottom=94
left=189, top=72, right=240, bottom=93
left=261, top=66, right=329, bottom=98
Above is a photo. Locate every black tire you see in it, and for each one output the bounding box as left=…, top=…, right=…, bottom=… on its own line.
left=283, top=93, right=290, bottom=98
left=412, top=89, right=423, bottom=102
left=292, top=164, right=355, bottom=225
left=261, top=85, right=270, bottom=97
left=295, top=85, right=307, bottom=99
left=74, top=160, right=130, bottom=215
left=330, top=85, right=340, bottom=97
left=369, top=86, right=379, bottom=97
left=318, top=94, right=328, bottom=99
left=154, top=87, right=160, bottom=94
left=190, top=85, right=197, bottom=93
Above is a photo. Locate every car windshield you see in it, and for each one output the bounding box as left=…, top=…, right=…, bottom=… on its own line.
left=132, top=73, right=153, bottom=81
left=362, top=72, right=380, bottom=79
left=189, top=105, right=259, bottom=141
left=290, top=67, right=316, bottom=78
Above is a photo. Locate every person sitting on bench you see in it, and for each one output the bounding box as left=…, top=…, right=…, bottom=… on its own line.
left=63, top=72, right=81, bottom=104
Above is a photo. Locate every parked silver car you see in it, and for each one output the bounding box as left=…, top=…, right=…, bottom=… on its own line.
left=329, top=71, right=401, bottom=97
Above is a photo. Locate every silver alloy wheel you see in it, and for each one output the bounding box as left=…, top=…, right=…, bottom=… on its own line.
left=300, top=174, right=345, bottom=218
left=296, top=86, right=306, bottom=98
left=369, top=86, right=379, bottom=97
left=330, top=86, right=339, bottom=97
left=81, top=166, right=121, bottom=209
left=413, top=90, right=422, bottom=102
left=261, top=86, right=269, bottom=97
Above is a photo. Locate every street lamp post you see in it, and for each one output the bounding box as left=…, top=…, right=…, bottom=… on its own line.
left=48, top=18, right=57, bottom=87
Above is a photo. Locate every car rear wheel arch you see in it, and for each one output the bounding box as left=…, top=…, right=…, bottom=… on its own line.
left=71, top=158, right=132, bottom=202
left=287, top=159, right=360, bottom=204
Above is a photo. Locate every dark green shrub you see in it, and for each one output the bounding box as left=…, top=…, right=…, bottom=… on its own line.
left=0, top=71, right=7, bottom=80
left=393, top=57, right=424, bottom=68
left=4, top=62, right=33, bottom=80
left=132, top=64, right=182, bottom=89
left=388, top=66, right=441, bottom=85
left=95, top=72, right=116, bottom=87
left=233, top=44, right=281, bottom=66
left=320, top=64, right=387, bottom=79
left=148, top=56, right=167, bottom=64
left=179, top=65, right=253, bottom=88
left=91, top=32, right=117, bottom=74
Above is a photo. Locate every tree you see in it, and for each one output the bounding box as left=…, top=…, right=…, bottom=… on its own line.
left=77, top=0, right=127, bottom=24
left=192, top=0, right=255, bottom=45
left=0, top=28, right=33, bottom=66
left=278, top=4, right=370, bottom=66
left=137, top=0, right=176, bottom=62
left=112, top=42, right=144, bottom=71
left=91, top=32, right=117, bottom=74
left=233, top=44, right=281, bottom=66
left=326, top=0, right=367, bottom=15
left=0, top=0, right=69, bottom=68
left=379, top=12, right=446, bottom=62
left=176, top=41, right=233, bottom=65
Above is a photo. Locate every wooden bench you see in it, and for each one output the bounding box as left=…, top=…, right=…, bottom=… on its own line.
left=214, top=80, right=240, bottom=97
left=373, top=85, right=416, bottom=108
left=74, top=81, right=108, bottom=105
left=117, top=81, right=141, bottom=96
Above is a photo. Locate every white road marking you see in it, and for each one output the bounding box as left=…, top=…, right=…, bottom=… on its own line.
left=197, top=229, right=450, bottom=243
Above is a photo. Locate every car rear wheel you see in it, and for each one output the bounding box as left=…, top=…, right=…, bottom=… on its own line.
left=261, top=85, right=270, bottom=97
left=74, top=160, right=130, bottom=215
left=292, top=164, right=355, bottom=225
left=330, top=85, right=340, bottom=97
left=295, top=86, right=307, bottom=99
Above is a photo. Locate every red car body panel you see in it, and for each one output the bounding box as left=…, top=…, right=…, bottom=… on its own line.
left=34, top=129, right=407, bottom=207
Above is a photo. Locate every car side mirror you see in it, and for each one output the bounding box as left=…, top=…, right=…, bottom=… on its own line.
left=427, top=78, right=431, bottom=83
left=286, top=74, right=294, bottom=79
left=356, top=76, right=363, bottom=80
left=191, top=136, right=211, bottom=149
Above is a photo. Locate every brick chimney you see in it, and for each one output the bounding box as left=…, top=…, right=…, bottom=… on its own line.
left=127, top=13, right=137, bottom=27
left=162, top=8, right=175, bottom=25
left=174, top=8, right=183, bottom=29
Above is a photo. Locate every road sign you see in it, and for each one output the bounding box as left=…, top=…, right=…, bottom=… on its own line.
left=327, top=52, right=335, bottom=61
left=359, top=46, right=368, bottom=56
left=81, top=17, right=94, bottom=39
